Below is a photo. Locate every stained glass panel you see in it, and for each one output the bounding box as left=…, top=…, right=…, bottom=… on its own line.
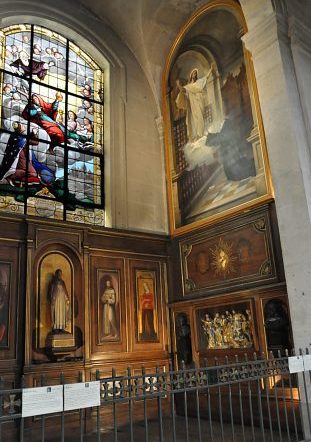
left=0, top=24, right=105, bottom=224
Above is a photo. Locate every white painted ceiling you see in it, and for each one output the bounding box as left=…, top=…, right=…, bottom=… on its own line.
left=78, top=0, right=210, bottom=111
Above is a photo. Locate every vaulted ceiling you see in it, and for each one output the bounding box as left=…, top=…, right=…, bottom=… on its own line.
left=79, top=0, right=210, bottom=113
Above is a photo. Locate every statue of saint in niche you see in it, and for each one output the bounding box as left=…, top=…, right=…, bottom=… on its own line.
left=175, top=313, right=192, bottom=366
left=264, top=299, right=290, bottom=356
left=49, top=269, right=70, bottom=332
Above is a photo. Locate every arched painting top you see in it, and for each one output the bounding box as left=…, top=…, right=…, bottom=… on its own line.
left=162, top=0, right=273, bottom=235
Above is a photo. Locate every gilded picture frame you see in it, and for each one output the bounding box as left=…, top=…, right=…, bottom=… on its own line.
left=162, top=0, right=273, bottom=235
left=135, top=270, right=159, bottom=343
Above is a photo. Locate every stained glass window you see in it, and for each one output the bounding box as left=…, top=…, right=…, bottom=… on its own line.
left=0, top=24, right=105, bottom=224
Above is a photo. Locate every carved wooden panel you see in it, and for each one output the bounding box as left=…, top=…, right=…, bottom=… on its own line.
left=169, top=286, right=289, bottom=366
left=129, top=259, right=166, bottom=352
left=90, top=255, right=126, bottom=358
left=180, top=210, right=277, bottom=296
left=31, top=243, right=83, bottom=364
left=0, top=242, right=22, bottom=369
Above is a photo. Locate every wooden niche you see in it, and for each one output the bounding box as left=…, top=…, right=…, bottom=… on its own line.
left=31, top=244, right=83, bottom=365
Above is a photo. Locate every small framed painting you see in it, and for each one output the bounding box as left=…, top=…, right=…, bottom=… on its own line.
left=135, top=270, right=159, bottom=342
left=97, top=269, right=121, bottom=343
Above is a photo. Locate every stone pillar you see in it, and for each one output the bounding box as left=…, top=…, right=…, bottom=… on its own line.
left=241, top=0, right=311, bottom=351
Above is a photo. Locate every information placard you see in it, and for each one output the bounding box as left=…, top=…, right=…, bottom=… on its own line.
left=288, top=356, right=304, bottom=373
left=64, top=381, right=100, bottom=411
left=22, top=385, right=63, bottom=417
left=303, top=354, right=311, bottom=371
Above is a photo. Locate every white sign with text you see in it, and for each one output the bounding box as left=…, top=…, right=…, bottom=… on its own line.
left=303, top=354, right=311, bottom=371
left=288, top=356, right=304, bottom=373
left=22, top=385, right=63, bottom=417
left=64, top=381, right=100, bottom=411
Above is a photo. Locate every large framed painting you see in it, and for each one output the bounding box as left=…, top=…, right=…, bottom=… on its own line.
left=163, top=0, right=273, bottom=234
left=135, top=270, right=159, bottom=343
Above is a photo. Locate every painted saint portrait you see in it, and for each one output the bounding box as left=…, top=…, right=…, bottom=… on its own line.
left=135, top=270, right=158, bottom=342
left=164, top=4, right=272, bottom=233
left=0, top=263, right=10, bottom=347
left=97, top=270, right=120, bottom=343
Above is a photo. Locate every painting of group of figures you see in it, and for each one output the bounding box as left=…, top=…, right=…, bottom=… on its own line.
left=0, top=24, right=104, bottom=223
left=164, top=3, right=272, bottom=232
left=199, top=304, right=254, bottom=350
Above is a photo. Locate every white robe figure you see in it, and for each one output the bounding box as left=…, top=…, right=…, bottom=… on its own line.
left=183, top=75, right=208, bottom=141
left=101, top=281, right=118, bottom=337
left=176, top=64, right=223, bottom=142
left=50, top=269, right=70, bottom=331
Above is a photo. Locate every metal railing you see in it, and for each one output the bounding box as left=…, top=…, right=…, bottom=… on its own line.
left=1, top=350, right=311, bottom=441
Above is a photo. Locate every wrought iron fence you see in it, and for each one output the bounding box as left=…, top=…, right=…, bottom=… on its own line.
left=1, top=350, right=311, bottom=441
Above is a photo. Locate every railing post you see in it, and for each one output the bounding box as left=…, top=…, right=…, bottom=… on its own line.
left=0, top=376, right=3, bottom=442
left=298, top=348, right=311, bottom=440
left=60, top=372, right=65, bottom=442
left=96, top=369, right=101, bottom=442
left=20, top=375, right=25, bottom=442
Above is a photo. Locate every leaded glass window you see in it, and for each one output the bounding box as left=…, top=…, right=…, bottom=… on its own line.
left=0, top=24, right=105, bottom=224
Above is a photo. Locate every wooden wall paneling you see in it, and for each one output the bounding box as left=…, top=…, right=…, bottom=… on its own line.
left=180, top=208, right=277, bottom=297
left=26, top=225, right=84, bottom=367
left=170, top=305, right=196, bottom=368
left=125, top=257, right=132, bottom=354
left=88, top=229, right=169, bottom=257
left=129, top=259, right=168, bottom=358
left=162, top=262, right=172, bottom=357
left=89, top=253, right=127, bottom=361
left=255, top=294, right=267, bottom=356
left=269, top=204, right=285, bottom=282
left=169, top=286, right=288, bottom=367
left=29, top=363, right=85, bottom=387
left=83, top=236, right=91, bottom=364
left=169, top=204, right=284, bottom=303
left=0, top=240, right=24, bottom=375
left=259, top=290, right=292, bottom=356
left=24, top=234, right=34, bottom=367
